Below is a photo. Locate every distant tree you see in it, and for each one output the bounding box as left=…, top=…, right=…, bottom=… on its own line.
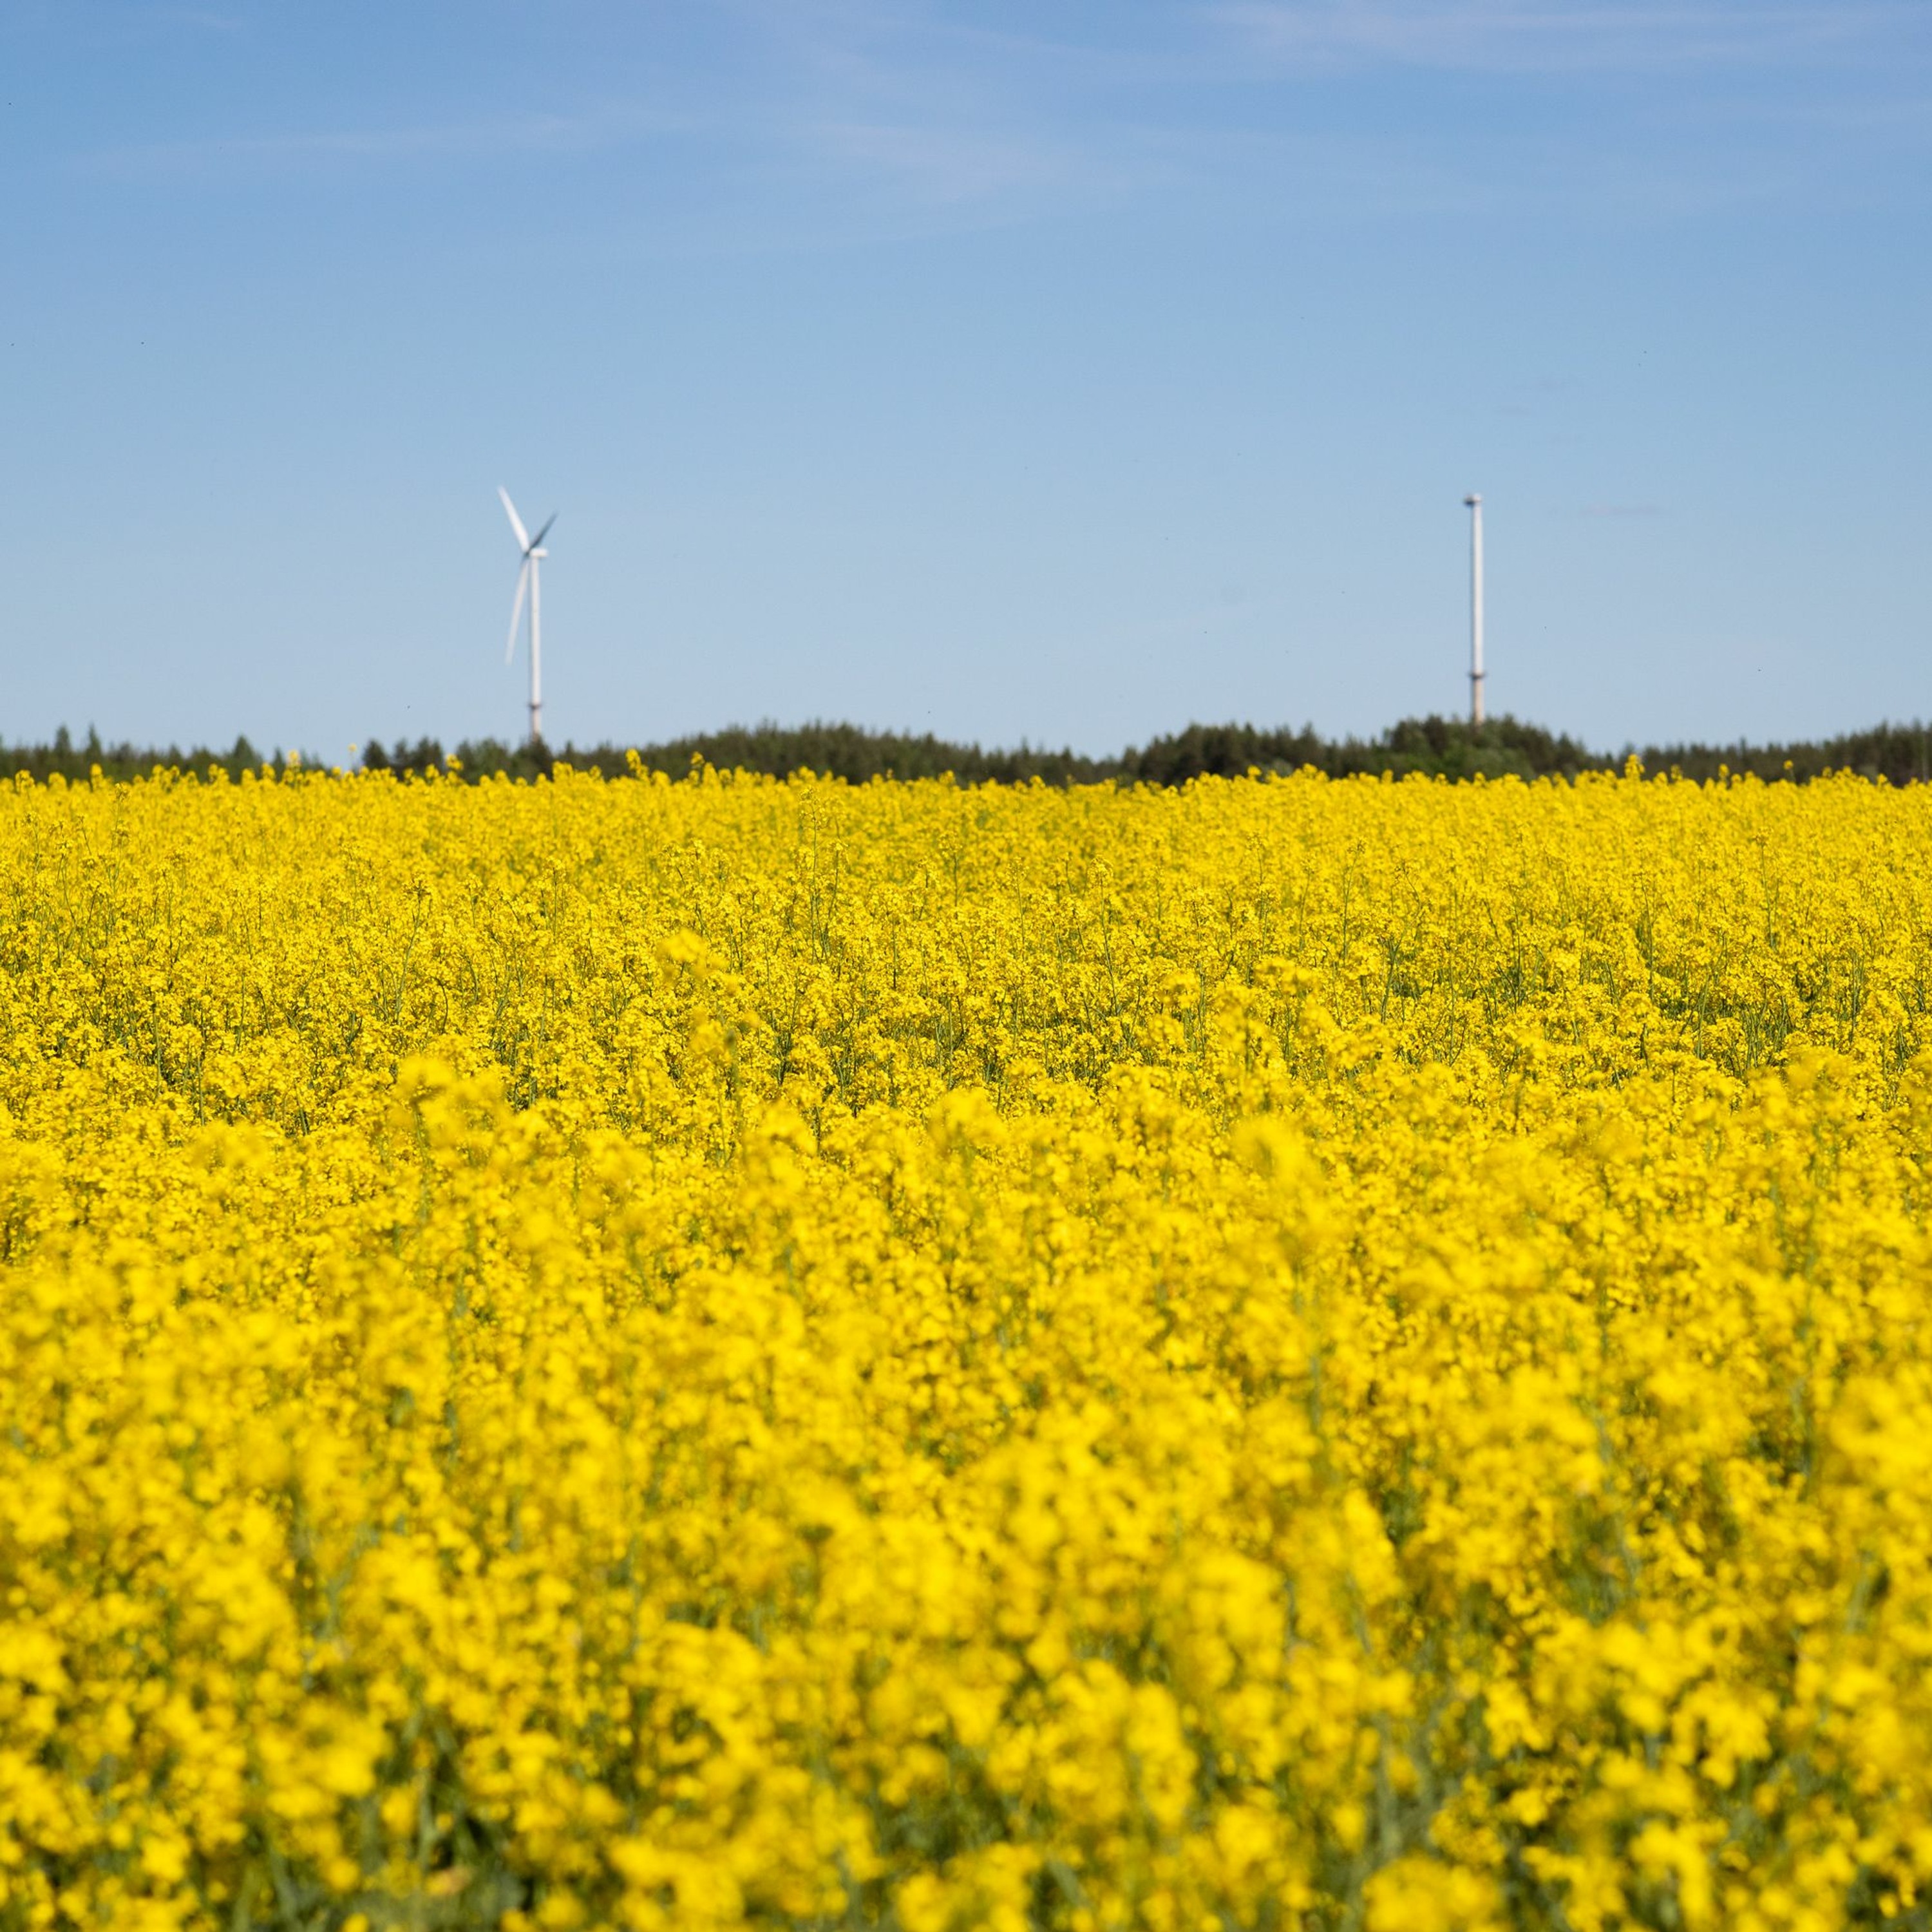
left=9, top=714, right=1932, bottom=789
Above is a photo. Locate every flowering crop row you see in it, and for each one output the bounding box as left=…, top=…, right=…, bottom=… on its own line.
left=2, top=765, right=1930, bottom=1931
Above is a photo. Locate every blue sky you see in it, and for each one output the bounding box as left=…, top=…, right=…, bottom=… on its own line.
left=4, top=1, right=1929, bottom=756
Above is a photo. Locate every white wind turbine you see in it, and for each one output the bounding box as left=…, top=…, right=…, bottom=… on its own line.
left=498, top=486, right=556, bottom=746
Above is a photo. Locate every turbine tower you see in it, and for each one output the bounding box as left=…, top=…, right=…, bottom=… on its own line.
left=1463, top=492, right=1485, bottom=728
left=499, top=487, right=556, bottom=746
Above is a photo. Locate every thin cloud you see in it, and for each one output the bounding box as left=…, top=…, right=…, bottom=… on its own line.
left=75, top=106, right=694, bottom=179
left=139, top=6, right=243, bottom=27
left=1211, top=2, right=1907, bottom=73
left=5, top=1, right=245, bottom=35
left=59, top=0, right=1930, bottom=237
left=810, top=118, right=1132, bottom=206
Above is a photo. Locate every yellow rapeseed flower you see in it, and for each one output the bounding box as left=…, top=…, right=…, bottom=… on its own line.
left=0, top=763, right=1928, bottom=1926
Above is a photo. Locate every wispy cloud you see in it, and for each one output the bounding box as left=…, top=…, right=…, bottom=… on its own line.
left=1211, top=2, right=1907, bottom=73
left=77, top=105, right=694, bottom=179
left=59, top=0, right=1932, bottom=238
left=810, top=119, right=1124, bottom=208
left=6, top=1, right=246, bottom=32
left=140, top=6, right=243, bottom=28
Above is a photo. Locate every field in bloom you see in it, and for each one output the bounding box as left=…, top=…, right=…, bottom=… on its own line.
left=3, top=763, right=1932, bottom=1932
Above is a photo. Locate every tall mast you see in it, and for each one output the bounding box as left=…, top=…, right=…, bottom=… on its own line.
left=529, top=554, right=544, bottom=745
left=1464, top=493, right=1485, bottom=727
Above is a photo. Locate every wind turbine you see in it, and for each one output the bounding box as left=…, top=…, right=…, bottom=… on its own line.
left=499, top=486, right=555, bottom=746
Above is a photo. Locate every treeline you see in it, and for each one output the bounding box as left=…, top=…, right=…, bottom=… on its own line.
left=8, top=715, right=1932, bottom=787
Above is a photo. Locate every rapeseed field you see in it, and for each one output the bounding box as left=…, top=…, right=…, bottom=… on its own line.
left=3, top=760, right=1931, bottom=1932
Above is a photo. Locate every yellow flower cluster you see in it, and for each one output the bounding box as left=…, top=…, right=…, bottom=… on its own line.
left=3, top=761, right=1931, bottom=1931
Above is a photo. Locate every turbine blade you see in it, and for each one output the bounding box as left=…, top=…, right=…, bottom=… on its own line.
left=528, top=512, right=556, bottom=549
left=505, top=560, right=530, bottom=663
left=498, top=486, right=531, bottom=551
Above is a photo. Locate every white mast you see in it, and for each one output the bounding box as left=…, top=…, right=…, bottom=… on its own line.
left=498, top=488, right=555, bottom=747
left=1464, top=492, right=1485, bottom=727
left=528, top=549, right=543, bottom=744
